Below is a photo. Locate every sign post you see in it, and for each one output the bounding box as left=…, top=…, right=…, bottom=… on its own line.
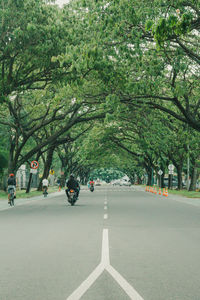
left=26, top=160, right=39, bottom=194
left=158, top=170, right=163, bottom=187
left=168, top=164, right=175, bottom=189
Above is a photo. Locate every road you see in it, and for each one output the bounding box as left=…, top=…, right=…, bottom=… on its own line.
left=0, top=186, right=200, bottom=300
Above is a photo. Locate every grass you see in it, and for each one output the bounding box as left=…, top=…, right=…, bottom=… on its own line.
left=167, top=189, right=200, bottom=198
left=0, top=186, right=61, bottom=201
left=143, top=184, right=200, bottom=198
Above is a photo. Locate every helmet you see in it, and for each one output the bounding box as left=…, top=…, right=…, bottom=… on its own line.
left=9, top=173, right=14, bottom=177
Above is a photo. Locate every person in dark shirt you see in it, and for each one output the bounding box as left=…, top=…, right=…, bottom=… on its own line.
left=65, top=174, right=80, bottom=199
left=7, top=173, right=17, bottom=203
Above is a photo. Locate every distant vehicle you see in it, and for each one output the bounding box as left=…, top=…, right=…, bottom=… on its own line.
left=112, top=179, right=131, bottom=186
left=120, top=180, right=131, bottom=186
left=164, top=178, right=185, bottom=188
left=112, top=180, right=121, bottom=186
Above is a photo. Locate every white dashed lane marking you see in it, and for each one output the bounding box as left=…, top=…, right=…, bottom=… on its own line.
left=104, top=214, right=108, bottom=220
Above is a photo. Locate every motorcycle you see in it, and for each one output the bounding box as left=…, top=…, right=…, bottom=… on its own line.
left=90, top=184, right=94, bottom=192
left=67, top=189, right=77, bottom=206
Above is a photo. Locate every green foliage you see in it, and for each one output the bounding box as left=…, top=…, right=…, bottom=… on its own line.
left=90, top=168, right=126, bottom=182
left=0, top=151, right=8, bottom=173
left=151, top=12, right=193, bottom=45
left=0, top=0, right=199, bottom=187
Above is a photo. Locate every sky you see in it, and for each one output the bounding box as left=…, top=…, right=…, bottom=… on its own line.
left=55, top=0, right=70, bottom=6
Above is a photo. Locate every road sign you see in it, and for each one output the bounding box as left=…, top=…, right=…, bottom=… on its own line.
left=30, top=160, right=39, bottom=169
left=169, top=170, right=174, bottom=175
left=158, top=170, right=163, bottom=175
left=168, top=164, right=175, bottom=171
left=50, top=169, right=55, bottom=175
left=30, top=169, right=37, bottom=174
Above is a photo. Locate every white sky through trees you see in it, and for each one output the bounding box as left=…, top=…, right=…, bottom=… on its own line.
left=55, top=0, right=70, bottom=6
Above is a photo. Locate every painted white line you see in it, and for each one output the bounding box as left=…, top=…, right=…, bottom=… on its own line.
left=104, top=201, right=107, bottom=205
left=101, top=229, right=110, bottom=265
left=66, top=229, right=144, bottom=300
left=104, top=214, right=108, bottom=219
left=106, top=265, right=144, bottom=300
left=104, top=206, right=107, bottom=210
left=102, top=229, right=144, bottom=300
left=66, top=229, right=108, bottom=300
left=66, top=264, right=104, bottom=300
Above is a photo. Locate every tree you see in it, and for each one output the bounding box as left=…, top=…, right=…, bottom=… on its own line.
left=74, top=0, right=200, bottom=131
left=0, top=87, right=106, bottom=174
left=0, top=0, right=76, bottom=102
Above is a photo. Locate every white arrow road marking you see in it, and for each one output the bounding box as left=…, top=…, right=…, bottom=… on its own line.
left=106, top=265, right=144, bottom=300
left=66, top=229, right=144, bottom=300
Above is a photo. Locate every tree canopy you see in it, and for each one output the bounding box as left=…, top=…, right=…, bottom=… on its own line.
left=0, top=0, right=199, bottom=190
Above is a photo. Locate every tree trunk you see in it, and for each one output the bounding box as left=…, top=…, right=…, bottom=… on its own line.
left=8, top=141, right=16, bottom=174
left=189, top=164, right=198, bottom=191
left=161, top=173, right=165, bottom=188
left=177, top=165, right=183, bottom=190
left=26, top=173, right=33, bottom=193
left=146, top=168, right=152, bottom=186
left=37, top=145, right=55, bottom=191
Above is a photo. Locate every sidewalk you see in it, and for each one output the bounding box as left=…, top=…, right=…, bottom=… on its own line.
left=0, top=185, right=89, bottom=212
left=0, top=190, right=65, bottom=212
left=167, top=193, right=200, bottom=207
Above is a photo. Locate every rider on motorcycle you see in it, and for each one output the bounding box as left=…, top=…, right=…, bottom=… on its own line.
left=89, top=179, right=95, bottom=187
left=65, top=174, right=80, bottom=199
left=89, top=179, right=95, bottom=191
left=7, top=173, right=17, bottom=204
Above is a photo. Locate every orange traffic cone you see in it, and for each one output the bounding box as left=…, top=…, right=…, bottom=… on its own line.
left=158, top=188, right=162, bottom=195
left=154, top=186, right=157, bottom=194
left=165, top=188, right=168, bottom=197
left=163, top=188, right=166, bottom=196
left=58, top=185, right=61, bottom=192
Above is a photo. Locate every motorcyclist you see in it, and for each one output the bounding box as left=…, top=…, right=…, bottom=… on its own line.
left=65, top=174, right=80, bottom=199
left=7, top=173, right=17, bottom=204
left=89, top=178, right=95, bottom=191
left=89, top=179, right=95, bottom=187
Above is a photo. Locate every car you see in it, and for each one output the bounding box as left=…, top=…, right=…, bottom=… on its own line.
left=164, top=178, right=181, bottom=188
left=119, top=180, right=131, bottom=186
left=112, top=180, right=121, bottom=186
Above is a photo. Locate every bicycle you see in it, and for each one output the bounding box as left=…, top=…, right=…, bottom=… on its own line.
left=43, top=186, right=48, bottom=197
left=8, top=187, right=15, bottom=206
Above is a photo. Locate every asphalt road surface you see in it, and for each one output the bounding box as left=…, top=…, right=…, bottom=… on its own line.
left=0, top=186, right=200, bottom=300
